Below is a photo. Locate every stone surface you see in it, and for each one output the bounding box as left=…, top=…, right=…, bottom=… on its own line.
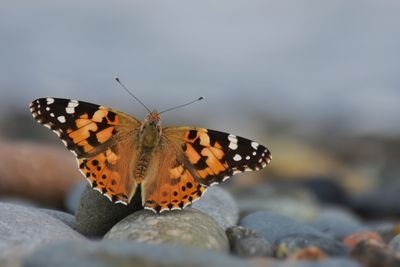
left=274, top=234, right=349, bottom=258
left=75, top=184, right=142, bottom=237
left=191, top=186, right=239, bottom=230
left=389, top=234, right=400, bottom=252
left=230, top=184, right=320, bottom=223
left=23, top=240, right=251, bottom=267
left=226, top=226, right=272, bottom=257
left=367, top=221, right=400, bottom=243
left=64, top=180, right=86, bottom=214
left=0, top=202, right=84, bottom=264
left=240, top=211, right=329, bottom=243
left=343, top=232, right=384, bottom=249
left=310, top=208, right=367, bottom=240
left=0, top=141, right=82, bottom=208
left=39, top=208, right=75, bottom=229
left=104, top=209, right=229, bottom=252
left=351, top=239, right=400, bottom=267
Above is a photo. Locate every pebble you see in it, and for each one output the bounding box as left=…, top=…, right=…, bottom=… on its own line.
left=343, top=231, right=384, bottom=249
left=104, top=209, right=229, bottom=252
left=231, top=184, right=320, bottom=223
left=74, top=184, right=142, bottom=237
left=389, top=234, right=400, bottom=252
left=310, top=207, right=367, bottom=240
left=0, top=202, right=84, bottom=264
left=64, top=180, right=86, bottom=214
left=0, top=141, right=82, bottom=208
left=226, top=226, right=272, bottom=257
left=24, top=240, right=252, bottom=267
left=191, top=186, right=239, bottom=230
left=274, top=233, right=349, bottom=258
left=39, top=208, right=75, bottom=229
left=351, top=239, right=400, bottom=267
left=240, top=211, right=329, bottom=243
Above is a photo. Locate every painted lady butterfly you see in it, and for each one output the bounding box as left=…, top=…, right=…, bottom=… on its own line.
left=30, top=96, right=272, bottom=213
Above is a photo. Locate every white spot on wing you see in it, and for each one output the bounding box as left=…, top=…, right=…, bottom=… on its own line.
left=246, top=156, right=250, bottom=160
left=50, top=113, right=55, bottom=117
left=252, top=151, right=257, bottom=156
left=251, top=142, right=259, bottom=150
left=66, top=107, right=75, bottom=114
left=46, top=98, right=55, bottom=105
left=57, top=116, right=66, bottom=123
left=233, top=154, right=242, bottom=161
left=229, top=142, right=238, bottom=150
left=46, top=107, right=50, bottom=111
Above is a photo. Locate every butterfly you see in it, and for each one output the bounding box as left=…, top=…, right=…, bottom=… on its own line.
left=30, top=97, right=272, bottom=213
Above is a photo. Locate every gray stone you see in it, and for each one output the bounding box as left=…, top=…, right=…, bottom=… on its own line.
left=39, top=208, right=75, bottom=229
left=266, top=258, right=362, bottom=267
left=389, top=234, right=400, bottom=252
left=226, top=226, right=272, bottom=257
left=75, top=184, right=142, bottom=237
left=274, top=234, right=349, bottom=258
left=310, top=207, right=367, bottom=240
left=231, top=184, right=320, bottom=223
left=191, top=186, right=239, bottom=230
left=240, top=211, right=329, bottom=243
left=104, top=209, right=229, bottom=252
left=64, top=180, right=86, bottom=214
left=23, top=240, right=252, bottom=267
left=0, top=202, right=84, bottom=264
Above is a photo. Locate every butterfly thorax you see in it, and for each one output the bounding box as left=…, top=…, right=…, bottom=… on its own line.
left=135, top=111, right=162, bottom=182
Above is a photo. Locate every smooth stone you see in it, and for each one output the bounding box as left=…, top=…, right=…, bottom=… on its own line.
left=0, top=141, right=82, bottom=208
left=240, top=211, right=329, bottom=243
left=39, top=208, right=75, bottom=229
left=350, top=181, right=400, bottom=218
left=254, top=258, right=362, bottom=267
left=191, top=186, right=239, bottom=230
left=389, top=234, right=400, bottom=252
left=231, top=184, right=320, bottom=223
left=226, top=226, right=272, bottom=257
left=274, top=233, right=349, bottom=258
left=104, top=209, right=229, bottom=252
left=0, top=202, right=84, bottom=263
left=24, top=240, right=252, bottom=267
left=351, top=239, right=400, bottom=267
left=75, top=184, right=142, bottom=237
left=64, top=180, right=86, bottom=214
left=310, top=207, right=367, bottom=240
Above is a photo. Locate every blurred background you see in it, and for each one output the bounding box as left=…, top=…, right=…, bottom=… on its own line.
left=1, top=0, right=400, bottom=219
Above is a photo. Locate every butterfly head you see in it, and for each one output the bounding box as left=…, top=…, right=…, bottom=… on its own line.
left=140, top=110, right=162, bottom=148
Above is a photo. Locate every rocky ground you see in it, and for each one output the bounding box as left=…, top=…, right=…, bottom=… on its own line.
left=1, top=141, right=400, bottom=267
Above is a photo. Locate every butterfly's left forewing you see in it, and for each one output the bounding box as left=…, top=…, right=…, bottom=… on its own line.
left=30, top=97, right=141, bottom=203
left=142, top=127, right=271, bottom=212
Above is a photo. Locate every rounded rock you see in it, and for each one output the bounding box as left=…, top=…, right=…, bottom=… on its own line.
left=0, top=202, right=84, bottom=264
left=75, top=184, right=142, bottom=237
left=240, top=211, right=329, bottom=243
left=191, top=186, right=239, bottom=230
left=226, top=226, right=272, bottom=257
left=23, top=240, right=251, bottom=267
left=104, top=209, right=229, bottom=252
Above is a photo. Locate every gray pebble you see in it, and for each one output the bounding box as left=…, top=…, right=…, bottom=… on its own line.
left=0, top=202, right=84, bottom=264
left=191, top=186, right=239, bottom=230
left=226, top=226, right=272, bottom=257
left=274, top=233, right=349, bottom=258
left=104, top=209, right=229, bottom=252
left=240, top=211, right=329, bottom=243
left=310, top=207, right=368, bottom=240
left=24, top=240, right=252, bottom=267
left=75, top=184, right=142, bottom=237
left=39, top=208, right=75, bottom=229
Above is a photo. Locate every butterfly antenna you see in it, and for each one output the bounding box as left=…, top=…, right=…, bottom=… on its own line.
left=114, top=76, right=151, bottom=113
left=159, top=96, right=205, bottom=115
